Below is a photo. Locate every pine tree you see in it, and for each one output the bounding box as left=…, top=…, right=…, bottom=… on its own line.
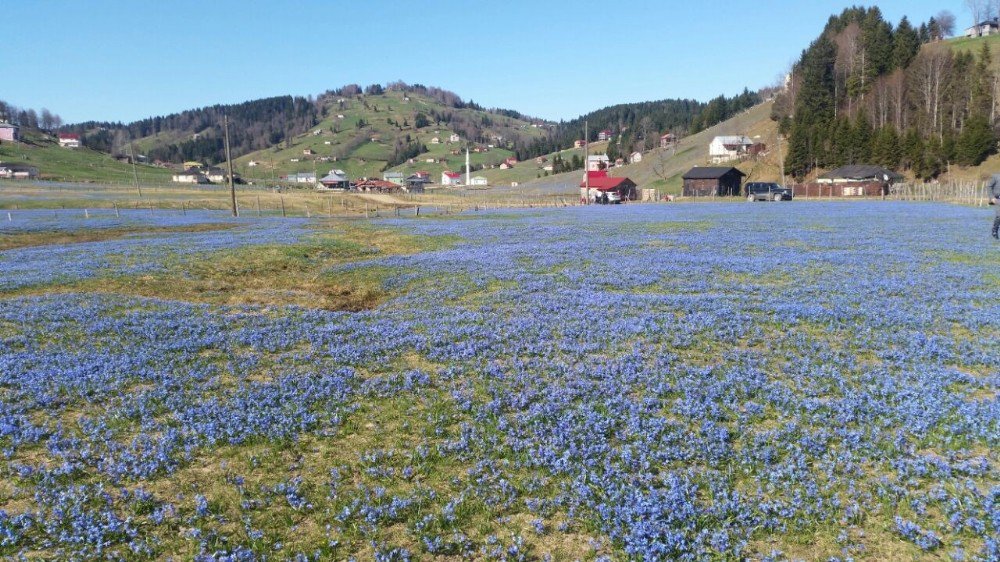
left=902, top=128, right=924, bottom=171
left=892, top=16, right=920, bottom=69
left=872, top=127, right=901, bottom=168
left=850, top=114, right=873, bottom=164
left=956, top=115, right=997, bottom=165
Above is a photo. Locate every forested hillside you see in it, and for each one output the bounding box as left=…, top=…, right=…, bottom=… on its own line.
left=60, top=96, right=321, bottom=164
left=774, top=6, right=997, bottom=180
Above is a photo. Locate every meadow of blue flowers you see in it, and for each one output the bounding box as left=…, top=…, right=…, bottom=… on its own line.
left=0, top=203, right=997, bottom=560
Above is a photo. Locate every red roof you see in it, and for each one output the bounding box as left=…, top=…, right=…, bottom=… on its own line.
left=58, top=133, right=80, bottom=140
left=586, top=170, right=608, bottom=180
left=579, top=175, right=634, bottom=190
left=443, top=171, right=461, bottom=178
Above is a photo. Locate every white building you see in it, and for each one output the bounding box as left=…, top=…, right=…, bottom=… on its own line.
left=172, top=169, right=207, bottom=184
left=470, top=176, right=488, bottom=186
left=441, top=171, right=462, bottom=185
left=630, top=151, right=643, bottom=164
left=430, top=137, right=441, bottom=144
left=448, top=133, right=460, bottom=143
left=586, top=154, right=610, bottom=172
left=709, top=135, right=753, bottom=163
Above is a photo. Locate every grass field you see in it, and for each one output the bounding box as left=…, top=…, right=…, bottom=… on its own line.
left=0, top=201, right=997, bottom=560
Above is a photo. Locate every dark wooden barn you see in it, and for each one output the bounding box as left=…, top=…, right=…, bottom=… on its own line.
left=682, top=167, right=746, bottom=197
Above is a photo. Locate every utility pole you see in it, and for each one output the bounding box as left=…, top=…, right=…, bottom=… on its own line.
left=584, top=120, right=589, bottom=204
left=128, top=141, right=142, bottom=198
left=224, top=114, right=238, bottom=217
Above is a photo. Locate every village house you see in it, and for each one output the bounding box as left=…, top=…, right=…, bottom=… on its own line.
left=172, top=168, right=207, bottom=184
left=499, top=162, right=513, bottom=170
left=318, top=171, right=350, bottom=190
left=587, top=154, right=610, bottom=172
left=597, top=129, right=613, bottom=142
left=0, top=123, right=19, bottom=142
left=579, top=171, right=638, bottom=201
left=470, top=176, right=488, bottom=186
left=202, top=167, right=231, bottom=183
left=574, top=140, right=586, bottom=148
left=303, top=149, right=315, bottom=156
left=287, top=172, right=317, bottom=184
left=383, top=171, right=405, bottom=185
left=248, top=160, right=260, bottom=167
left=430, top=137, right=440, bottom=144
left=354, top=179, right=401, bottom=193
left=630, top=151, right=643, bottom=164
left=503, top=157, right=517, bottom=167
left=441, top=171, right=462, bottom=186
left=542, top=164, right=554, bottom=172
left=660, top=133, right=677, bottom=149
left=535, top=156, right=548, bottom=164
left=709, top=136, right=753, bottom=163
left=57, top=133, right=81, bottom=148
left=448, top=133, right=460, bottom=143
left=0, top=163, right=39, bottom=179
left=799, top=164, right=901, bottom=197
left=405, top=173, right=430, bottom=193
left=681, top=166, right=746, bottom=197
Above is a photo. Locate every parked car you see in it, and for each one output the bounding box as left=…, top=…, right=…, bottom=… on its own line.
left=746, top=182, right=793, bottom=201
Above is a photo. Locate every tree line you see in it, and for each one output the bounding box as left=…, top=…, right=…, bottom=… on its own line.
left=773, top=6, right=998, bottom=180
left=0, top=100, right=65, bottom=132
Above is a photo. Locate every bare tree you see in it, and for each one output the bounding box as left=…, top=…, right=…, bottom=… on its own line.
left=967, top=0, right=985, bottom=36
left=937, top=10, right=957, bottom=37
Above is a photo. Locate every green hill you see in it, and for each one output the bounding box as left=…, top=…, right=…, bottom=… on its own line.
left=0, top=130, right=174, bottom=184
left=230, top=89, right=549, bottom=184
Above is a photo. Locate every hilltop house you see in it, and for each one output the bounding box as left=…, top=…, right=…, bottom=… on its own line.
left=503, top=157, right=518, bottom=167
left=966, top=18, right=1000, bottom=37
left=172, top=168, right=207, bottom=184
left=0, top=123, right=19, bottom=142
left=303, top=148, right=315, bottom=156
left=0, top=163, right=38, bottom=179
left=660, top=133, right=676, bottom=148
left=682, top=166, right=745, bottom=197
left=441, top=171, right=462, bottom=186
left=598, top=129, right=613, bottom=141
left=430, top=137, right=441, bottom=144
left=58, top=133, right=81, bottom=148
left=248, top=160, right=260, bottom=167
left=448, top=133, right=460, bottom=143
left=630, top=151, right=643, bottom=164
left=708, top=135, right=753, bottom=163
left=574, top=140, right=586, bottom=148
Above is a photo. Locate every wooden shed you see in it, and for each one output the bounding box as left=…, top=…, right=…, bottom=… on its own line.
left=682, top=167, right=746, bottom=197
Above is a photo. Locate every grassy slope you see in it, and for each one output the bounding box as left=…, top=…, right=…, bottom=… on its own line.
left=0, top=131, right=175, bottom=184
left=230, top=90, right=547, bottom=184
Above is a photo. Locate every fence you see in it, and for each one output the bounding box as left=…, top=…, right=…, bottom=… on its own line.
left=790, top=181, right=993, bottom=206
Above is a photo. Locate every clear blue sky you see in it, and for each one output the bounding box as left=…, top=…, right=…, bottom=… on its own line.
left=4, top=1, right=967, bottom=124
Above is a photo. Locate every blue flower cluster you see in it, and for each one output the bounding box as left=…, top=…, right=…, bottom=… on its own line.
left=0, top=202, right=997, bottom=559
